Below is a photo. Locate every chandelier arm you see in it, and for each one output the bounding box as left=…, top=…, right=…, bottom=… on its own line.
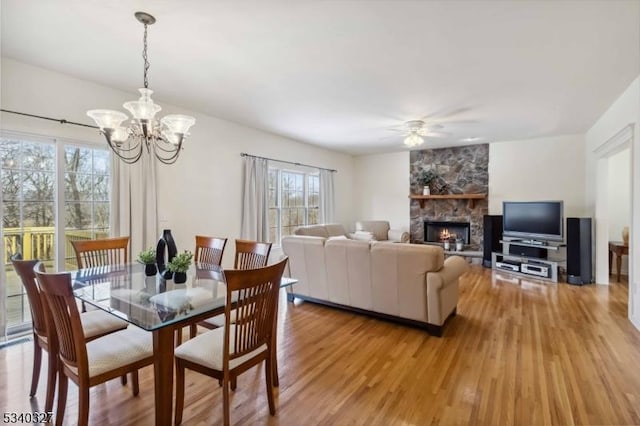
left=153, top=145, right=181, bottom=164
left=103, top=131, right=144, bottom=163
left=152, top=136, right=183, bottom=164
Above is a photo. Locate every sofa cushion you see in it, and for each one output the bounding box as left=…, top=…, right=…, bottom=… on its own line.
left=356, top=221, right=391, bottom=241
left=293, top=223, right=347, bottom=238
left=293, top=225, right=329, bottom=238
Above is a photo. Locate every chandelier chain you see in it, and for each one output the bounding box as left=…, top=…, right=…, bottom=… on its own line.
left=143, top=23, right=150, bottom=89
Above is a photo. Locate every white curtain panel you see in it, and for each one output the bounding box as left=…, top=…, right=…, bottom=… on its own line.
left=240, top=156, right=269, bottom=241
left=0, top=214, right=6, bottom=342
left=111, top=152, right=159, bottom=257
left=319, top=169, right=336, bottom=224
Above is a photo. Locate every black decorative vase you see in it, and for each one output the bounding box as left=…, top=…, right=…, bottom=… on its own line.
left=144, top=263, right=157, bottom=277
left=174, top=271, right=187, bottom=284
left=156, top=229, right=178, bottom=279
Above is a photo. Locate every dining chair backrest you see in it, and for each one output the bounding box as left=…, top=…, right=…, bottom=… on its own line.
left=11, top=258, right=48, bottom=338
left=222, top=257, right=287, bottom=364
left=34, top=263, right=87, bottom=374
left=233, top=239, right=272, bottom=270
left=71, top=236, right=130, bottom=268
left=195, top=235, right=227, bottom=266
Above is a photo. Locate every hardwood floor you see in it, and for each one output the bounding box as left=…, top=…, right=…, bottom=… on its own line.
left=2, top=266, right=640, bottom=425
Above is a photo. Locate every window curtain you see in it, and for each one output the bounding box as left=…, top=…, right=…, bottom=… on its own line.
left=111, top=152, right=159, bottom=257
left=319, top=169, right=336, bottom=223
left=0, top=219, right=6, bottom=342
left=240, top=156, right=269, bottom=241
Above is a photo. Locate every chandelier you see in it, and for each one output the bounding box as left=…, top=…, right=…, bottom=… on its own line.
left=87, top=12, right=195, bottom=164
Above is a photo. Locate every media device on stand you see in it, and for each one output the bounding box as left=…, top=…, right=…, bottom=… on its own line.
left=490, top=201, right=565, bottom=283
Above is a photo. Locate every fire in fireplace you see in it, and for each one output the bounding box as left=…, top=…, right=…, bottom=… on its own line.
left=425, top=221, right=471, bottom=244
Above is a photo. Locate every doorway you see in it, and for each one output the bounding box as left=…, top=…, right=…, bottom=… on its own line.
left=593, top=124, right=634, bottom=317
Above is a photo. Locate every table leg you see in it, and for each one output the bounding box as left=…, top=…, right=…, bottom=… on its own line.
left=608, top=250, right=613, bottom=275
left=153, top=326, right=176, bottom=426
left=616, top=253, right=622, bottom=282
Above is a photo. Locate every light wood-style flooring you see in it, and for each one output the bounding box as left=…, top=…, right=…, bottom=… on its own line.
left=1, top=266, right=640, bottom=425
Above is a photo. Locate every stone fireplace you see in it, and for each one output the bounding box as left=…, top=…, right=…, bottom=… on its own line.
left=410, top=144, right=489, bottom=250
left=425, top=221, right=471, bottom=244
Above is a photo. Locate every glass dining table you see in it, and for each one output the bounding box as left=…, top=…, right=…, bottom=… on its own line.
left=71, top=262, right=297, bottom=426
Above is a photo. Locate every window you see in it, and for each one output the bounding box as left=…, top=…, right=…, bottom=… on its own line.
left=64, top=145, right=111, bottom=268
left=268, top=168, right=320, bottom=244
left=1, top=133, right=111, bottom=334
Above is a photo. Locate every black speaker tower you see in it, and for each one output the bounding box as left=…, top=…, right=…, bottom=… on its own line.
left=483, top=215, right=503, bottom=267
left=566, top=217, right=593, bottom=285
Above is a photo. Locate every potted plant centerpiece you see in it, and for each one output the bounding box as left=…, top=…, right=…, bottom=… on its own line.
left=167, top=250, right=194, bottom=284
left=138, top=247, right=157, bottom=276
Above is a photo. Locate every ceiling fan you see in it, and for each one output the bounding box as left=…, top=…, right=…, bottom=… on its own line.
left=396, top=120, right=448, bottom=147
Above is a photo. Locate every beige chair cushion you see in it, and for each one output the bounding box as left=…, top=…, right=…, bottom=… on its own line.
left=80, top=309, right=128, bottom=340
left=66, top=326, right=153, bottom=378
left=175, top=325, right=267, bottom=371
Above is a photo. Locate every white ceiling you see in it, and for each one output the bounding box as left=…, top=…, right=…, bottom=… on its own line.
left=2, top=0, right=639, bottom=155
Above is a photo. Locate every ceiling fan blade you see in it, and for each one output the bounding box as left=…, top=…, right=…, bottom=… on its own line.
left=426, top=131, right=450, bottom=138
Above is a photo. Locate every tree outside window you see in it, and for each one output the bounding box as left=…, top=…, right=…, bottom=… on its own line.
left=268, top=168, right=320, bottom=245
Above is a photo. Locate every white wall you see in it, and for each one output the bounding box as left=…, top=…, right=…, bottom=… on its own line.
left=488, top=135, right=587, bottom=218
left=607, top=148, right=631, bottom=274
left=0, top=58, right=355, bottom=266
left=353, top=151, right=410, bottom=232
left=585, top=76, right=639, bottom=329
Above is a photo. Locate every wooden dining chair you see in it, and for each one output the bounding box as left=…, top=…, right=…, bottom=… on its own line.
left=11, top=258, right=129, bottom=413
left=194, top=235, right=227, bottom=266
left=189, top=239, right=272, bottom=337
left=34, top=263, right=154, bottom=426
left=70, top=236, right=130, bottom=269
left=174, top=257, right=288, bottom=426
left=174, top=235, right=228, bottom=344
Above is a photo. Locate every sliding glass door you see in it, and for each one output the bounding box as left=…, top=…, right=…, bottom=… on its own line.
left=0, top=132, right=111, bottom=336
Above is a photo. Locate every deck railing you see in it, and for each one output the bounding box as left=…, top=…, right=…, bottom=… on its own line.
left=3, top=227, right=109, bottom=265
left=3, top=227, right=109, bottom=333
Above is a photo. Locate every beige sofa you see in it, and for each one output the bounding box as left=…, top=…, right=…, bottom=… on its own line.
left=282, top=225, right=468, bottom=336
left=292, top=222, right=410, bottom=243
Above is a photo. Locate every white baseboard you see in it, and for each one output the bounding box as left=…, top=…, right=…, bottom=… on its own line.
left=632, top=314, right=640, bottom=331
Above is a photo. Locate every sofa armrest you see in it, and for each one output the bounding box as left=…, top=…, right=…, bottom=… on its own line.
left=388, top=229, right=410, bottom=243
left=425, top=256, right=468, bottom=326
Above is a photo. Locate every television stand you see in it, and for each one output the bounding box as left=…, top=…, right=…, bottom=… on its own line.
left=492, top=238, right=566, bottom=283
left=521, top=239, right=546, bottom=245
left=500, top=239, right=564, bottom=251
left=491, top=252, right=560, bottom=282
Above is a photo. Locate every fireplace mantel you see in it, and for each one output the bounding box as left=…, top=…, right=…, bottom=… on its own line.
left=409, top=193, right=487, bottom=209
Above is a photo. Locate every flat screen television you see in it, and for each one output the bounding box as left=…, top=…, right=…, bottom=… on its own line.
left=502, top=201, right=564, bottom=242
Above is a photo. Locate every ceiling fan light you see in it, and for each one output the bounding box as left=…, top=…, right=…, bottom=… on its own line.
left=404, top=133, right=424, bottom=147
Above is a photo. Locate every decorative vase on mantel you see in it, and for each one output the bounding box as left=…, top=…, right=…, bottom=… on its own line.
left=156, top=229, right=178, bottom=279
left=423, top=186, right=430, bottom=196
